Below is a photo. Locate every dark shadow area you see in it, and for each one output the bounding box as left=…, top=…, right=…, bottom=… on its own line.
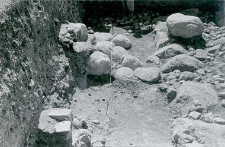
left=169, top=34, right=207, bottom=49
left=80, top=0, right=218, bottom=33
left=87, top=74, right=114, bottom=88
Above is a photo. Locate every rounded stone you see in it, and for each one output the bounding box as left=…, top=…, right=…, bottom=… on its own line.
left=111, top=34, right=131, bottom=49
left=87, top=51, right=111, bottom=75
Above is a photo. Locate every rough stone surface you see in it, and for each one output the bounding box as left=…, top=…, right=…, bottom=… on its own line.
left=73, top=42, right=94, bottom=53
left=94, top=32, right=113, bottom=42
left=95, top=41, right=115, bottom=58
left=155, top=31, right=170, bottom=49
left=174, top=133, right=194, bottom=144
left=194, top=49, right=208, bottom=61
left=48, top=108, right=73, bottom=121
left=167, top=87, right=177, bottom=100
left=146, top=55, right=160, bottom=65
left=175, top=82, right=218, bottom=113
left=134, top=67, right=161, bottom=83
left=158, top=84, right=168, bottom=92
left=72, top=118, right=82, bottom=129
left=55, top=121, right=71, bottom=133
left=154, top=44, right=187, bottom=59
left=111, top=34, right=132, bottom=49
left=188, top=111, right=201, bottom=120
left=166, top=13, right=204, bottom=38
left=111, top=46, right=128, bottom=62
left=122, top=55, right=143, bottom=70
left=87, top=34, right=96, bottom=45
left=38, top=109, right=72, bottom=147
left=87, top=51, right=111, bottom=75
left=72, top=129, right=92, bottom=147
left=200, top=112, right=214, bottom=123
left=154, top=22, right=168, bottom=33
left=206, top=37, right=225, bottom=47
left=154, top=22, right=170, bottom=49
left=114, top=67, right=138, bottom=81
left=162, top=54, right=204, bottom=73
left=206, top=44, right=220, bottom=54
left=171, top=118, right=225, bottom=147
left=179, top=71, right=197, bottom=81
left=214, top=117, right=225, bottom=125
left=59, top=23, right=88, bottom=46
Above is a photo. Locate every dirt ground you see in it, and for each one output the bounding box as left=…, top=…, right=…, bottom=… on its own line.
left=70, top=33, right=175, bottom=147
left=71, top=82, right=175, bottom=147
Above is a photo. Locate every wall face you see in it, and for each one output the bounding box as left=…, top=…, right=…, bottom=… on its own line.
left=0, top=0, right=82, bottom=147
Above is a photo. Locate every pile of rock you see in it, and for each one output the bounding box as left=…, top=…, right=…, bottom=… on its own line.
left=171, top=117, right=225, bottom=147
left=38, top=108, right=93, bottom=147
left=58, top=22, right=133, bottom=88
left=169, top=81, right=224, bottom=147
left=150, top=13, right=225, bottom=147
left=38, top=109, right=73, bottom=147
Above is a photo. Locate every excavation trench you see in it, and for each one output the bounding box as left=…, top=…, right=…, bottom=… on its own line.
left=0, top=0, right=224, bottom=147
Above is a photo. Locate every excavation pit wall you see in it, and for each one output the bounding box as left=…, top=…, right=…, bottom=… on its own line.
left=0, top=0, right=83, bottom=146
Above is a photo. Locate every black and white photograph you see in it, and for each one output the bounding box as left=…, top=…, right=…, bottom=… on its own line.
left=0, top=0, right=225, bottom=147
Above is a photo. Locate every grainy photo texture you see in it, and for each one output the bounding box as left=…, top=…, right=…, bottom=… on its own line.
left=0, top=0, right=225, bottom=147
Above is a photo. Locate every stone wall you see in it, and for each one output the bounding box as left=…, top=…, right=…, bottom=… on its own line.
left=0, top=0, right=83, bottom=147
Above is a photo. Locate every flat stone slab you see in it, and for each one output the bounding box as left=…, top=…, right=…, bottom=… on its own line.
left=48, top=108, right=73, bottom=121
left=55, top=121, right=71, bottom=133
left=38, top=109, right=73, bottom=147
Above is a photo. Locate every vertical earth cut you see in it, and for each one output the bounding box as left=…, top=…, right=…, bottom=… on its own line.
left=0, top=0, right=83, bottom=146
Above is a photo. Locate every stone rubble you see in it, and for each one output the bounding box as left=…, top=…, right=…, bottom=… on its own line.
left=47, top=11, right=225, bottom=147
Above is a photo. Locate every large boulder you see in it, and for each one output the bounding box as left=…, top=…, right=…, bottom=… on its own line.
left=175, top=81, right=218, bottom=113
left=122, top=55, right=143, bottom=70
left=166, top=13, right=204, bottom=38
left=95, top=41, right=115, bottom=58
left=134, top=67, right=161, bottom=83
left=154, top=44, right=187, bottom=59
left=87, top=51, right=111, bottom=75
left=94, top=32, right=113, bottom=42
left=59, top=23, right=88, bottom=47
left=114, top=67, right=137, bottom=81
left=111, top=34, right=132, bottom=49
left=162, top=54, right=204, bottom=73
